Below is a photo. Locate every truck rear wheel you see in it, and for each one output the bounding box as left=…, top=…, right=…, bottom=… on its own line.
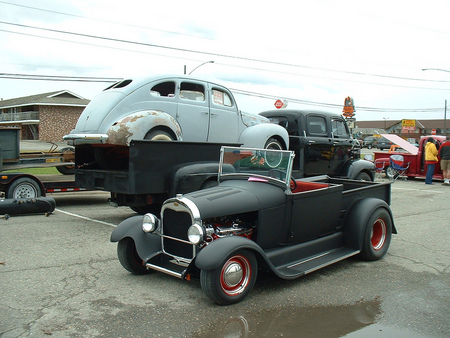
left=200, top=249, right=257, bottom=305
left=359, top=207, right=392, bottom=261
left=7, top=177, right=42, bottom=199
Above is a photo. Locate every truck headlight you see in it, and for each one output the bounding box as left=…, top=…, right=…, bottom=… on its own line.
left=187, top=224, right=205, bottom=245
left=142, top=213, right=159, bottom=233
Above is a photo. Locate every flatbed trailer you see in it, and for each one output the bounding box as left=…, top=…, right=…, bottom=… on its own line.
left=0, top=128, right=78, bottom=198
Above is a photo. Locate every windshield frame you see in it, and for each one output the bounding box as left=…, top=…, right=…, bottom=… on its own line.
left=218, top=146, right=295, bottom=188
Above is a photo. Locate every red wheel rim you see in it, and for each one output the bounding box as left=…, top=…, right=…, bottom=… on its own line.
left=371, top=218, right=387, bottom=250
left=220, top=255, right=251, bottom=296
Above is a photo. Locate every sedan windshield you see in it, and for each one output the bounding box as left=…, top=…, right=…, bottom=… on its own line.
left=219, top=147, right=295, bottom=187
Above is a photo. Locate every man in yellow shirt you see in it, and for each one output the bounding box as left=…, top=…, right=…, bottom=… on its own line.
left=424, top=137, right=438, bottom=185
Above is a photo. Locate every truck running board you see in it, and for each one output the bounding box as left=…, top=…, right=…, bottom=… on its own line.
left=276, top=247, right=360, bottom=278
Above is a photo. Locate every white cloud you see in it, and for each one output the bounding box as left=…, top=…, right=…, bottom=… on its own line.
left=0, top=0, right=449, bottom=121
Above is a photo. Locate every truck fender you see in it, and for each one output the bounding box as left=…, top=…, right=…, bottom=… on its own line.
left=110, top=215, right=162, bottom=261
left=343, top=198, right=396, bottom=251
left=238, top=123, right=289, bottom=149
left=343, top=159, right=376, bottom=181
left=168, top=162, right=219, bottom=197
left=195, top=236, right=267, bottom=271
left=106, top=110, right=182, bottom=145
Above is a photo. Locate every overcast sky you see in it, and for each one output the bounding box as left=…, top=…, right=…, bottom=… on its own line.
left=1, top=0, right=449, bottom=121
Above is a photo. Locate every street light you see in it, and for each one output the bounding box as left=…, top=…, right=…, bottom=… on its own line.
left=184, top=61, right=214, bottom=75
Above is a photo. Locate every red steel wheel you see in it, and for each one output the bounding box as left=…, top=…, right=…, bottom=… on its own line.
left=360, top=207, right=392, bottom=261
left=201, top=249, right=257, bottom=305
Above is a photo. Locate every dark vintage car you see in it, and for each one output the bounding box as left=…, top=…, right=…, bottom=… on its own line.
left=376, top=137, right=393, bottom=150
left=259, top=110, right=375, bottom=181
left=111, top=147, right=396, bottom=305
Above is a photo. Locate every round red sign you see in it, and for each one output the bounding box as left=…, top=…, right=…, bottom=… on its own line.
left=274, top=100, right=284, bottom=109
left=431, top=129, right=436, bottom=135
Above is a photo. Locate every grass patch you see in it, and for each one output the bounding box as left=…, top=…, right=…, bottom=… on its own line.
left=2, top=167, right=60, bottom=175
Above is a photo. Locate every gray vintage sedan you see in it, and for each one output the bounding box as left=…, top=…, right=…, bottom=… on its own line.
left=64, top=75, right=289, bottom=151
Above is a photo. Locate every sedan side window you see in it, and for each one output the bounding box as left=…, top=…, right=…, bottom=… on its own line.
left=150, top=81, right=176, bottom=97
left=212, top=89, right=233, bottom=107
left=180, top=82, right=205, bottom=101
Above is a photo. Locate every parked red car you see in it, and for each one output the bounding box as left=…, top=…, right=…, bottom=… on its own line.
left=374, top=135, right=446, bottom=180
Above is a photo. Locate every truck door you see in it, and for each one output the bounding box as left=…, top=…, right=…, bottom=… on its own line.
left=206, top=86, right=239, bottom=143
left=176, top=80, right=210, bottom=141
left=304, top=115, right=332, bottom=176
left=330, top=117, right=352, bottom=174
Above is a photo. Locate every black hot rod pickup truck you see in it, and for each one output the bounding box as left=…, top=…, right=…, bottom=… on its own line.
left=111, top=147, right=395, bottom=305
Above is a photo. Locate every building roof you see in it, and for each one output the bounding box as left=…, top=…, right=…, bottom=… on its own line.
left=0, top=90, right=90, bottom=109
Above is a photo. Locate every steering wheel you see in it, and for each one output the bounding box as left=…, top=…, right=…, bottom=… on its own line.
left=268, top=169, right=297, bottom=191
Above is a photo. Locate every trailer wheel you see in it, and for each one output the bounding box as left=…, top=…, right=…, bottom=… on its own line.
left=7, top=177, right=42, bottom=199
left=56, top=147, right=75, bottom=175
left=117, top=238, right=153, bottom=275
left=360, top=207, right=392, bottom=261
left=200, top=249, right=257, bottom=305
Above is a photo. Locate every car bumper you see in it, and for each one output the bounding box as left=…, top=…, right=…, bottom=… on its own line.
left=63, top=133, right=109, bottom=145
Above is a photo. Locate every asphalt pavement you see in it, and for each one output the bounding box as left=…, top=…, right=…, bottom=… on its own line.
left=0, top=176, right=449, bottom=337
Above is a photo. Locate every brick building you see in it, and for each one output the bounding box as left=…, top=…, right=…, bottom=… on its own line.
left=0, top=91, right=89, bottom=142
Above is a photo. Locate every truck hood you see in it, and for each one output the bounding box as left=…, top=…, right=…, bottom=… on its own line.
left=183, top=180, right=286, bottom=219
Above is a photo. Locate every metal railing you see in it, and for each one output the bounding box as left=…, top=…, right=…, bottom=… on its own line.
left=0, top=111, right=39, bottom=121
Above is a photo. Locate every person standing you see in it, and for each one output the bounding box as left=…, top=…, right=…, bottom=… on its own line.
left=425, top=137, right=439, bottom=184
left=438, top=138, right=450, bottom=185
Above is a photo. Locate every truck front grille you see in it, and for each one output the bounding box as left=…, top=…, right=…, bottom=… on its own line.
left=162, top=208, right=194, bottom=259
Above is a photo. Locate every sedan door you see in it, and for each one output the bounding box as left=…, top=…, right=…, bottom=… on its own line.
left=175, top=80, right=210, bottom=141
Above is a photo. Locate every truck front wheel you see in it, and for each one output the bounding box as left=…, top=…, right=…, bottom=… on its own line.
left=360, top=208, right=392, bottom=261
left=117, top=238, right=154, bottom=275
left=200, top=249, right=257, bottom=305
left=7, top=177, right=42, bottom=199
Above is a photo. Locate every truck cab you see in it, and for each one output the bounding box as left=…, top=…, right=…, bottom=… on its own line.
left=260, top=110, right=374, bottom=181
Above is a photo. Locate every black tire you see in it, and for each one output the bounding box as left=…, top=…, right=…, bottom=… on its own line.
left=7, top=177, right=42, bottom=199
left=359, top=208, right=392, bottom=261
left=385, top=166, right=397, bottom=180
left=56, top=147, right=75, bottom=175
left=200, top=249, right=257, bottom=305
left=354, top=172, right=372, bottom=181
left=264, top=137, right=283, bottom=151
left=144, top=130, right=174, bottom=141
left=117, top=238, right=153, bottom=275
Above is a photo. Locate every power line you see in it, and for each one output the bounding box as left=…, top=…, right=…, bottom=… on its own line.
left=0, top=73, right=122, bottom=82
left=1, top=20, right=450, bottom=86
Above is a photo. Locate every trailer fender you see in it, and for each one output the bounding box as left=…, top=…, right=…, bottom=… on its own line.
left=343, top=198, right=396, bottom=251
left=110, top=215, right=162, bottom=261
left=343, top=159, right=376, bottom=181
left=195, top=236, right=266, bottom=271
left=106, top=110, right=182, bottom=145
left=238, top=123, right=289, bottom=150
